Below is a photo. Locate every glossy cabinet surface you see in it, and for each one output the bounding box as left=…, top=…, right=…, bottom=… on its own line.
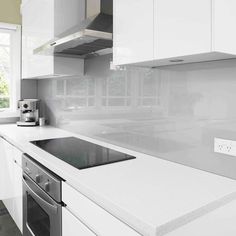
left=154, top=0, right=212, bottom=59
left=213, top=0, right=236, bottom=55
left=12, top=147, right=23, bottom=233
left=113, top=0, right=154, bottom=65
left=21, top=0, right=84, bottom=79
left=62, top=208, right=96, bottom=236
left=21, top=0, right=54, bottom=78
left=0, top=138, right=15, bottom=219
left=62, top=182, right=140, bottom=236
left=113, top=0, right=236, bottom=66
left=0, top=137, right=23, bottom=233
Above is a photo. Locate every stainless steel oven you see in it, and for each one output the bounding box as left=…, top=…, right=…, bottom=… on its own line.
left=22, top=154, right=63, bottom=236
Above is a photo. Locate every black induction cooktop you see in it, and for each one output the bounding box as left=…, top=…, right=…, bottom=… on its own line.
left=31, top=137, right=136, bottom=170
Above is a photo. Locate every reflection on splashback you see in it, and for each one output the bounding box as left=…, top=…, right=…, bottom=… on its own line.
left=38, top=55, right=236, bottom=179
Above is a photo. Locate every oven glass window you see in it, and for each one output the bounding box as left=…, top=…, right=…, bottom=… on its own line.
left=27, top=194, right=50, bottom=236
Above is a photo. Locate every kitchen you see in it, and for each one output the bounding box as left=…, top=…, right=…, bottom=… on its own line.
left=1, top=0, right=236, bottom=235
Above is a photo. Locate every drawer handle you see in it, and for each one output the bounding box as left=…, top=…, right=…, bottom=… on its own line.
left=50, top=42, right=56, bottom=46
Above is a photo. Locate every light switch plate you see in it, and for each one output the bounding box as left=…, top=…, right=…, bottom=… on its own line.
left=214, top=138, right=236, bottom=156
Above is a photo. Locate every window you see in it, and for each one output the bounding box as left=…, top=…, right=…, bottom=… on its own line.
left=0, top=23, right=21, bottom=114
left=102, top=73, right=131, bottom=108
left=54, top=77, right=96, bottom=109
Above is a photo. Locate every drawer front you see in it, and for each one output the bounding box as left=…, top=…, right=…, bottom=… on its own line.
left=62, top=182, right=140, bottom=236
left=62, top=208, right=96, bottom=236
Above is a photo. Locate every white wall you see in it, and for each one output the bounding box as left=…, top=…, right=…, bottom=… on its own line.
left=0, top=0, right=21, bottom=24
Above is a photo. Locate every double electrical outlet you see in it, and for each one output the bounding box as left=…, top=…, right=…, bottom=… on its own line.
left=214, top=138, right=236, bottom=156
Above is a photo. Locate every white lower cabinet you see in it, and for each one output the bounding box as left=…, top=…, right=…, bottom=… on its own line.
left=62, top=182, right=140, bottom=236
left=0, top=137, right=23, bottom=233
left=12, top=157, right=23, bottom=233
left=62, top=207, right=96, bottom=236
left=0, top=138, right=15, bottom=218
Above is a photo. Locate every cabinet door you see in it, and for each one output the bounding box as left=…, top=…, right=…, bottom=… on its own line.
left=113, top=0, right=154, bottom=65
left=154, top=0, right=212, bottom=59
left=21, top=0, right=54, bottom=78
left=1, top=139, right=15, bottom=218
left=62, top=182, right=140, bottom=236
left=12, top=163, right=23, bottom=233
left=0, top=137, right=8, bottom=200
left=62, top=208, right=96, bottom=236
left=12, top=147, right=23, bottom=233
left=0, top=137, right=23, bottom=233
left=213, top=0, right=236, bottom=55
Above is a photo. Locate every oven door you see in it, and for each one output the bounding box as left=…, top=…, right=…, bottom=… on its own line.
left=23, top=173, right=62, bottom=236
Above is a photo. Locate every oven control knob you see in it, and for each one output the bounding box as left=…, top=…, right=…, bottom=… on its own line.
left=44, top=182, right=50, bottom=192
left=35, top=174, right=41, bottom=183
left=23, top=104, right=28, bottom=109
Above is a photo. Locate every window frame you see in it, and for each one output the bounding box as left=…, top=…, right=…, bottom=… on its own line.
left=0, top=22, right=21, bottom=117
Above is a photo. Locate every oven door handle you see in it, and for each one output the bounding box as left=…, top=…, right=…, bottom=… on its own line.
left=23, top=175, right=58, bottom=214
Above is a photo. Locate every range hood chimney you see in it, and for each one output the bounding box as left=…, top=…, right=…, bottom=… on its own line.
left=34, top=0, right=113, bottom=58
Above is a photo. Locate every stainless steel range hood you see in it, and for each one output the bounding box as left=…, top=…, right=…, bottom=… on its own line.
left=34, top=0, right=113, bottom=58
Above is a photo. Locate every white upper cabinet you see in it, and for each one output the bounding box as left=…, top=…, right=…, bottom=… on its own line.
left=21, top=0, right=54, bottom=79
left=213, top=0, right=236, bottom=55
left=113, top=0, right=236, bottom=67
left=113, top=0, right=154, bottom=65
left=154, top=0, right=212, bottom=59
left=21, top=0, right=84, bottom=79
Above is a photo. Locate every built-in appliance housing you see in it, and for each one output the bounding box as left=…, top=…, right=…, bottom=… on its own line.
left=22, top=154, right=63, bottom=236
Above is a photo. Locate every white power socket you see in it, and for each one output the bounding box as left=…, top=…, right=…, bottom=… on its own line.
left=214, top=138, right=236, bottom=156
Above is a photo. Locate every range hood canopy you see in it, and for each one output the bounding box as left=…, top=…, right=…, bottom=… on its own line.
left=34, top=0, right=113, bottom=58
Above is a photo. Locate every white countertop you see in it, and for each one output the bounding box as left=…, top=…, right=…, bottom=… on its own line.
left=1, top=124, right=236, bottom=236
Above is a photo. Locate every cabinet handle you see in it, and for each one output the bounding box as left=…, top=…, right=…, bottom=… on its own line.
left=0, top=135, right=6, bottom=141
left=50, top=42, right=56, bottom=46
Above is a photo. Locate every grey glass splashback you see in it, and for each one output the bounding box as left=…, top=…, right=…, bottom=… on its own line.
left=37, top=54, right=236, bottom=180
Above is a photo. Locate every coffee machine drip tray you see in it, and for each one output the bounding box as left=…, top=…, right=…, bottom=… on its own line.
left=17, top=121, right=38, bottom=127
